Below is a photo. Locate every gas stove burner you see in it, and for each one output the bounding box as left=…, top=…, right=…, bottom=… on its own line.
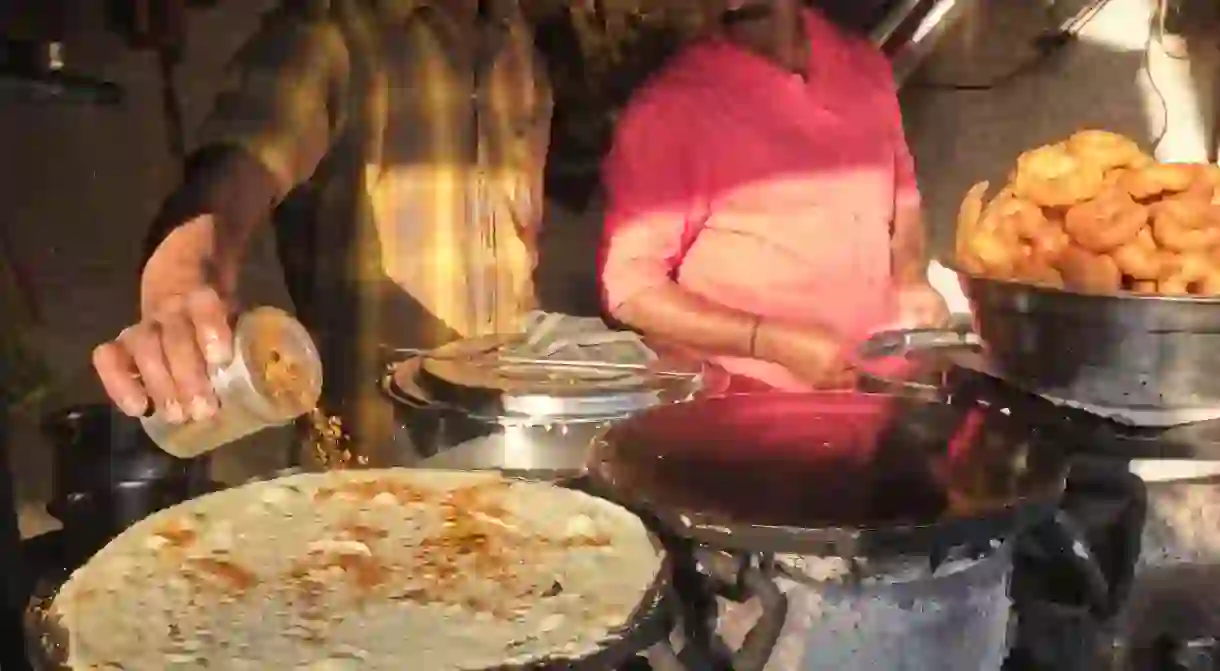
left=857, top=328, right=1220, bottom=460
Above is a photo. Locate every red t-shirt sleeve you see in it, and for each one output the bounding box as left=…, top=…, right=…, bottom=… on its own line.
left=599, top=93, right=704, bottom=313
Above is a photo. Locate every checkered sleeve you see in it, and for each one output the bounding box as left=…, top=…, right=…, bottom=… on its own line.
left=197, top=3, right=352, bottom=200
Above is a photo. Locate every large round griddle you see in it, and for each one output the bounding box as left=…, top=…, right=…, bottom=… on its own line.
left=589, top=392, right=1071, bottom=558
left=30, top=470, right=680, bottom=671
left=416, top=335, right=708, bottom=420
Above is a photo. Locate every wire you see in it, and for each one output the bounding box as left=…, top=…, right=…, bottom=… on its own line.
left=1152, top=0, right=1188, bottom=61
left=901, top=0, right=1174, bottom=155
left=1142, top=2, right=1171, bottom=152
left=909, top=0, right=1115, bottom=91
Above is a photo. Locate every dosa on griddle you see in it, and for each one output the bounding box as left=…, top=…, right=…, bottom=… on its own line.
left=49, top=470, right=662, bottom=670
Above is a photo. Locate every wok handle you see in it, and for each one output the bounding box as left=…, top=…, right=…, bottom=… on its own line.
left=854, top=327, right=982, bottom=396
left=696, top=548, right=789, bottom=671
left=377, top=373, right=459, bottom=414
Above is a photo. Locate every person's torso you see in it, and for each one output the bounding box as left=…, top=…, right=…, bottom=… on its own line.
left=660, top=12, right=906, bottom=388
left=360, top=0, right=550, bottom=342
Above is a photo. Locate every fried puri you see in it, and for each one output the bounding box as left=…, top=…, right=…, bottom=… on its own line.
left=955, top=130, right=1220, bottom=296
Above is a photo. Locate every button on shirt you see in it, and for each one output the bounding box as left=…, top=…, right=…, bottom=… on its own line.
left=600, top=9, right=921, bottom=390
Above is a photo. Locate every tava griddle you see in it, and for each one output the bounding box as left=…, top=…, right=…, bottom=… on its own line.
left=588, top=392, right=1070, bottom=558
left=24, top=467, right=687, bottom=671
left=856, top=328, right=1220, bottom=459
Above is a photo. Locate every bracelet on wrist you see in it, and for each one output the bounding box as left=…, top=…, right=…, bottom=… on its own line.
left=747, top=315, right=763, bottom=358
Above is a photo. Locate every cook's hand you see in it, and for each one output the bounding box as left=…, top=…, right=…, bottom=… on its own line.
left=755, top=320, right=856, bottom=389
left=92, top=287, right=233, bottom=422
left=895, top=282, right=950, bottom=329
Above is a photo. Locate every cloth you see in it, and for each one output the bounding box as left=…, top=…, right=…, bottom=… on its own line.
left=600, top=8, right=919, bottom=391
left=198, top=0, right=551, bottom=344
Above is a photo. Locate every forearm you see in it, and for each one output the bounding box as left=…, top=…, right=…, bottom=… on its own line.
left=612, top=283, right=761, bottom=359
left=891, top=203, right=928, bottom=285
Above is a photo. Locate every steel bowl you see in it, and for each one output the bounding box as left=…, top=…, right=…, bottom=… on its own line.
left=957, top=269, right=1220, bottom=410
left=379, top=357, right=728, bottom=475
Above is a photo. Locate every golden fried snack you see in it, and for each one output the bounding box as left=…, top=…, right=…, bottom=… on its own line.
left=1063, top=187, right=1149, bottom=253
left=965, top=235, right=1020, bottom=277
left=1057, top=245, right=1122, bottom=293
left=1102, top=168, right=1128, bottom=190
left=1014, top=257, right=1065, bottom=288
left=1111, top=227, right=1163, bottom=281
left=955, top=131, right=1220, bottom=296
left=1151, top=196, right=1220, bottom=252
left=1065, top=130, right=1149, bottom=172
left=1182, top=164, right=1220, bottom=202
left=1027, top=221, right=1072, bottom=264
left=955, top=180, right=990, bottom=273
left=988, top=192, right=1070, bottom=263
left=959, top=186, right=1030, bottom=277
left=1012, top=144, right=1106, bottom=208
left=1120, top=162, right=1197, bottom=200
left=1159, top=253, right=1220, bottom=295
left=1188, top=275, right=1220, bottom=296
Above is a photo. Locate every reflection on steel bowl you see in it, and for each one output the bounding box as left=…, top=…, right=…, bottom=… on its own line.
left=959, top=271, right=1220, bottom=411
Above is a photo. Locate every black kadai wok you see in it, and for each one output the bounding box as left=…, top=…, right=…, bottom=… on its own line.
left=588, top=391, right=1072, bottom=557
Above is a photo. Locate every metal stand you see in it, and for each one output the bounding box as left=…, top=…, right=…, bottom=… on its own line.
left=0, top=406, right=30, bottom=670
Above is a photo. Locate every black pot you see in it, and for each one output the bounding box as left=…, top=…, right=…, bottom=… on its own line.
left=40, top=405, right=213, bottom=564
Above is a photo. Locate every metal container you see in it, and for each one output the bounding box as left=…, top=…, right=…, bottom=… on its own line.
left=140, top=307, right=322, bottom=459
left=959, top=271, right=1220, bottom=411
left=715, top=545, right=1015, bottom=671
left=381, top=351, right=721, bottom=475
left=42, top=405, right=214, bottom=566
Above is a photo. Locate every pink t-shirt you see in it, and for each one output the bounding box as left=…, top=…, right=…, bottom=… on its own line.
left=600, top=9, right=920, bottom=391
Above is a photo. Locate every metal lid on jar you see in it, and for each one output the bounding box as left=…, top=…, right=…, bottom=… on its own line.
left=413, top=334, right=708, bottom=421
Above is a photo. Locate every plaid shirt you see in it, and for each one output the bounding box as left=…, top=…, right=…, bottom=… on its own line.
left=199, top=0, right=551, bottom=347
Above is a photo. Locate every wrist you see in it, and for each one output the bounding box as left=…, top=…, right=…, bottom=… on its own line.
left=140, top=216, right=235, bottom=316
left=891, top=221, right=928, bottom=286
left=745, top=314, right=763, bottom=359
left=893, top=260, right=929, bottom=287
left=752, top=318, right=790, bottom=364
left=896, top=276, right=931, bottom=290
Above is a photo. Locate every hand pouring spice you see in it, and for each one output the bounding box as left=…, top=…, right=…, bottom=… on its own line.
left=140, top=306, right=323, bottom=459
